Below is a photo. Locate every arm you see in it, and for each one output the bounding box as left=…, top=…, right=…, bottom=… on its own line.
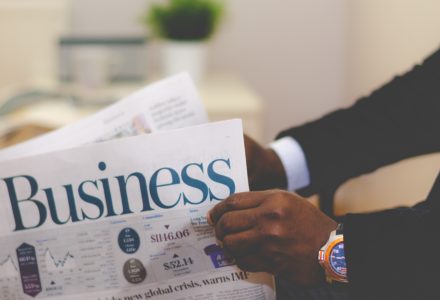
left=212, top=49, right=440, bottom=297
left=277, top=49, right=440, bottom=195
left=247, top=49, right=440, bottom=194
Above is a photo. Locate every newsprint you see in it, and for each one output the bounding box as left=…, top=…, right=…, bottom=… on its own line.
left=0, top=75, right=276, bottom=300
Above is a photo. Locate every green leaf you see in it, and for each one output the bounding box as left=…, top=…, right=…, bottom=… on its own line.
left=145, top=0, right=225, bottom=41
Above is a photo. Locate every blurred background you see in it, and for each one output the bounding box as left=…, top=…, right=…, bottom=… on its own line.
left=0, top=0, right=439, bottom=214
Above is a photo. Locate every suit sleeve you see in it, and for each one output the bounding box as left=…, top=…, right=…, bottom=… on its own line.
left=277, top=49, right=440, bottom=195
left=276, top=49, right=440, bottom=298
left=344, top=172, right=440, bottom=299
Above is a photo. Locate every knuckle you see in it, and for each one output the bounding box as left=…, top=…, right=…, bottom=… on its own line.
left=218, top=216, right=232, bottom=233
left=214, top=224, right=223, bottom=240
left=222, top=235, right=236, bottom=251
left=263, top=207, right=285, bottom=221
left=259, top=224, right=285, bottom=241
left=276, top=191, right=293, bottom=205
left=245, top=213, right=258, bottom=227
left=225, top=197, right=240, bottom=210
left=209, top=207, right=221, bottom=224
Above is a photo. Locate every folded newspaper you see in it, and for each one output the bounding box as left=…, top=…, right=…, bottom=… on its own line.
left=0, top=74, right=276, bottom=300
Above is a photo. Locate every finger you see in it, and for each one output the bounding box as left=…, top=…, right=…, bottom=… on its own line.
left=221, top=230, right=279, bottom=274
left=235, top=255, right=267, bottom=273
left=215, top=209, right=257, bottom=240
left=244, top=134, right=256, bottom=155
left=228, top=241, right=275, bottom=273
left=229, top=243, right=281, bottom=274
left=208, top=191, right=267, bottom=225
left=221, top=229, right=261, bottom=257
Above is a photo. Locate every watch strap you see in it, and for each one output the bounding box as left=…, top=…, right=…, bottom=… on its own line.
left=336, top=223, right=344, bottom=235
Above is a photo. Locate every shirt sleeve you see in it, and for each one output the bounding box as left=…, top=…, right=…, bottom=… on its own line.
left=269, top=136, right=311, bottom=191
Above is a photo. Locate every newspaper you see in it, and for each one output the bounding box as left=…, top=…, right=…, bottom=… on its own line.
left=0, top=120, right=275, bottom=300
left=0, top=76, right=276, bottom=299
left=0, top=73, right=208, bottom=162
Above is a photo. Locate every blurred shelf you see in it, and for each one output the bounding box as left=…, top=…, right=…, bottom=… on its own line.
left=0, top=73, right=264, bottom=146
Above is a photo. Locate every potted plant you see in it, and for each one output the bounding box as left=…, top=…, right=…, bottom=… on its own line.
left=146, top=0, right=224, bottom=82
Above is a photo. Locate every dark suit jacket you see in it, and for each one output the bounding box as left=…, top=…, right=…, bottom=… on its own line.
left=277, top=48, right=440, bottom=299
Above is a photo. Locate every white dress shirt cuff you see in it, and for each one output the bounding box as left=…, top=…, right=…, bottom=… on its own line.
left=269, top=136, right=310, bottom=191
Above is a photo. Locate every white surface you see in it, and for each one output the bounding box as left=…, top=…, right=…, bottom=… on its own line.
left=0, top=0, right=69, bottom=90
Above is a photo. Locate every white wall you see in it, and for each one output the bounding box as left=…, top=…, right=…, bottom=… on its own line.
left=346, top=0, right=440, bottom=102
left=0, top=0, right=69, bottom=90
left=209, top=0, right=347, bottom=141
left=70, top=0, right=148, bottom=36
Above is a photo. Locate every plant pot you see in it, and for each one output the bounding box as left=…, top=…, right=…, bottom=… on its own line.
left=162, top=41, right=207, bottom=83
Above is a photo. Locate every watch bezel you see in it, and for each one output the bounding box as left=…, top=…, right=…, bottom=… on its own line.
left=328, top=240, right=347, bottom=278
left=324, top=237, right=348, bottom=283
left=318, top=229, right=348, bottom=284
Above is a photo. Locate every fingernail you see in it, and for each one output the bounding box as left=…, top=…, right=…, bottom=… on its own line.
left=206, top=210, right=213, bottom=226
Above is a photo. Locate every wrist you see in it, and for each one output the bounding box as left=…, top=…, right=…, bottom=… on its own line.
left=266, top=149, right=288, bottom=189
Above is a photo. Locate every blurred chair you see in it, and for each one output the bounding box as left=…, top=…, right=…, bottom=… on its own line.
left=0, top=123, right=52, bottom=148
left=319, top=153, right=440, bottom=218
left=0, top=0, right=69, bottom=94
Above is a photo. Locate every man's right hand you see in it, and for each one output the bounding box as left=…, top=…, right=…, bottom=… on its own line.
left=244, top=135, right=287, bottom=191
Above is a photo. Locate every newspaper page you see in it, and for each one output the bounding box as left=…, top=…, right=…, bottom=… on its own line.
left=0, top=73, right=208, bottom=162
left=0, top=120, right=276, bottom=300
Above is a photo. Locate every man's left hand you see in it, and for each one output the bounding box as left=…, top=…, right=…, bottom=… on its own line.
left=208, top=190, right=337, bottom=286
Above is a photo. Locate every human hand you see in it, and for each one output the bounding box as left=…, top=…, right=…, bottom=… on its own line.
left=244, top=135, right=287, bottom=191
left=208, top=190, right=337, bottom=286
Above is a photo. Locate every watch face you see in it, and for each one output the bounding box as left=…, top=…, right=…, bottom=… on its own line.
left=329, top=241, right=347, bottom=277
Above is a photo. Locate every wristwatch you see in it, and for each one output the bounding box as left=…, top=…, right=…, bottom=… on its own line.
left=318, top=223, right=348, bottom=283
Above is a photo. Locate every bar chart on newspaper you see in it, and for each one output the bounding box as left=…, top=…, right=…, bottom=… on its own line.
left=0, top=252, right=21, bottom=300
left=0, top=206, right=248, bottom=298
